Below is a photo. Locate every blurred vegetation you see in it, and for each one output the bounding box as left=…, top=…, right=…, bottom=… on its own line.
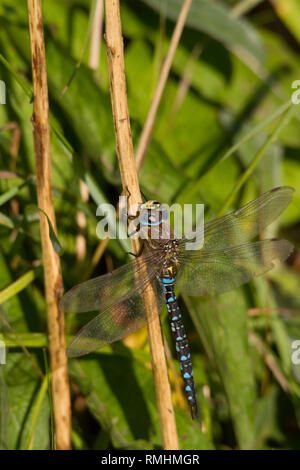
left=0, top=0, right=300, bottom=450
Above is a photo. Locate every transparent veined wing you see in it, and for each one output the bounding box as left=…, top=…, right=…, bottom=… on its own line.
left=61, top=248, right=164, bottom=314
left=177, top=239, right=293, bottom=296
left=66, top=276, right=165, bottom=357
left=181, top=186, right=294, bottom=251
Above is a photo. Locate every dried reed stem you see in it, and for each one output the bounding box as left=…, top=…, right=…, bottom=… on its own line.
left=104, top=0, right=179, bottom=450
left=135, top=0, right=192, bottom=171
left=75, top=1, right=104, bottom=262
left=248, top=331, right=290, bottom=392
left=89, top=0, right=103, bottom=70
left=75, top=179, right=89, bottom=263
left=27, top=0, right=71, bottom=450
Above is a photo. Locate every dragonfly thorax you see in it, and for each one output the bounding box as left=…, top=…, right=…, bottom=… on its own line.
left=160, top=239, right=180, bottom=272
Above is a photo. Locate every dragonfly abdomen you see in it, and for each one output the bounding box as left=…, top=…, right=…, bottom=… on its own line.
left=160, top=276, right=198, bottom=420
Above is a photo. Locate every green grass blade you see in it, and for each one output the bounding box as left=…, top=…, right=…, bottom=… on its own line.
left=218, top=103, right=295, bottom=216
left=27, top=375, right=48, bottom=450
left=0, top=271, right=35, bottom=304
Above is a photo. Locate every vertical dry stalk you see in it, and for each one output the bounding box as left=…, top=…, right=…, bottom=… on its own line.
left=89, top=0, right=103, bottom=70
left=27, top=0, right=71, bottom=450
left=75, top=0, right=104, bottom=263
left=248, top=331, right=290, bottom=392
left=104, top=0, right=179, bottom=450
left=5, top=122, right=21, bottom=217
left=75, top=179, right=89, bottom=263
left=135, top=0, right=192, bottom=171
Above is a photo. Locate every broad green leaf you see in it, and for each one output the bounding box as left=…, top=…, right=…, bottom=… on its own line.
left=283, top=159, right=300, bottom=225
left=69, top=348, right=213, bottom=450
left=142, top=0, right=265, bottom=64
left=3, top=353, right=49, bottom=449
left=254, top=386, right=286, bottom=448
left=68, top=353, right=160, bottom=449
left=27, top=375, right=48, bottom=450
left=0, top=213, right=14, bottom=229
left=45, top=40, right=115, bottom=165
left=140, top=141, right=190, bottom=202
left=185, top=290, right=257, bottom=449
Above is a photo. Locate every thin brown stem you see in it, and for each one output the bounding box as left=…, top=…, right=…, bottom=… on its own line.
left=231, top=0, right=264, bottom=17
left=248, top=331, right=290, bottom=393
left=89, top=0, right=103, bottom=71
left=248, top=307, right=300, bottom=317
left=135, top=0, right=192, bottom=171
left=27, top=0, right=71, bottom=450
left=161, top=42, right=202, bottom=136
left=0, top=314, right=44, bottom=379
left=103, top=0, right=179, bottom=450
left=83, top=237, right=109, bottom=281
left=4, top=122, right=21, bottom=218
left=75, top=0, right=104, bottom=264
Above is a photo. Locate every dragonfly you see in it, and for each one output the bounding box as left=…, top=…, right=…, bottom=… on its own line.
left=61, top=186, right=294, bottom=419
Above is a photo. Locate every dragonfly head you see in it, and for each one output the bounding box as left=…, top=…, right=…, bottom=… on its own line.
left=139, top=200, right=169, bottom=227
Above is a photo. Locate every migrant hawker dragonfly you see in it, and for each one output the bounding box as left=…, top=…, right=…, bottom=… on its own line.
left=62, top=186, right=294, bottom=419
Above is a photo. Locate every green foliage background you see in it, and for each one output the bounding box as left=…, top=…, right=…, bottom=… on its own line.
left=0, top=0, right=300, bottom=450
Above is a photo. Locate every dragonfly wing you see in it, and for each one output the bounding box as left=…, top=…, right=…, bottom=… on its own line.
left=181, top=186, right=294, bottom=251
left=67, top=276, right=165, bottom=357
left=61, top=249, right=164, bottom=313
left=177, top=239, right=293, bottom=296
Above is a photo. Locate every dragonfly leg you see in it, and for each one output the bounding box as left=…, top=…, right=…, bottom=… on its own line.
left=125, top=185, right=148, bottom=203
left=126, top=242, right=145, bottom=258
left=123, top=186, right=142, bottom=237
left=124, top=186, right=139, bottom=217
